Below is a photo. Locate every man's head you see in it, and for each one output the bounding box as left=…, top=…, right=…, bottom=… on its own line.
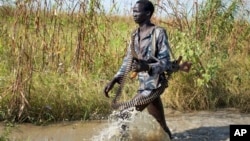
left=135, top=0, right=154, bottom=17
left=133, top=0, right=154, bottom=24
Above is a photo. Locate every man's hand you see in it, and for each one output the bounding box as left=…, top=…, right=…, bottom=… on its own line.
left=171, top=56, right=182, bottom=72
left=131, top=59, right=150, bottom=72
left=103, top=77, right=122, bottom=98
left=179, top=61, right=192, bottom=72
left=172, top=56, right=192, bottom=73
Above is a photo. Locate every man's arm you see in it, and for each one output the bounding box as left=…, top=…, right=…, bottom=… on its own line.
left=149, top=28, right=192, bottom=74
left=104, top=47, right=131, bottom=97
left=149, top=28, right=172, bottom=74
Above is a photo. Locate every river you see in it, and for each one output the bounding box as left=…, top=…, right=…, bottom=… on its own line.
left=1, top=108, right=249, bottom=141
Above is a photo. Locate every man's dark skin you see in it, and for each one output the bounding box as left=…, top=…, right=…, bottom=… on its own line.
left=104, top=1, right=191, bottom=139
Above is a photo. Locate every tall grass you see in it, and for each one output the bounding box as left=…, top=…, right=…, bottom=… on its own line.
left=160, top=0, right=250, bottom=112
left=0, top=0, right=249, bottom=124
left=0, top=0, right=128, bottom=123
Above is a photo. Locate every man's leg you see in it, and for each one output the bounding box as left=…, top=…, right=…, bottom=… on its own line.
left=147, top=97, right=172, bottom=139
left=131, top=89, right=172, bottom=138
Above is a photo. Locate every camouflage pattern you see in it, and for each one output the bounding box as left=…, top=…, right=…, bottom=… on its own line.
left=115, top=26, right=172, bottom=93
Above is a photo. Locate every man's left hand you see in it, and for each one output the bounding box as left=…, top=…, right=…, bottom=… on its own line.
left=172, top=56, right=192, bottom=73
left=179, top=61, right=192, bottom=72
left=131, top=59, right=150, bottom=72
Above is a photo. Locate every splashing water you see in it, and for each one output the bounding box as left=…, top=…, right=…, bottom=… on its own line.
left=92, top=107, right=171, bottom=141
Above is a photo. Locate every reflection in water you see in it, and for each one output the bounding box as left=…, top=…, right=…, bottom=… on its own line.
left=92, top=107, right=171, bottom=141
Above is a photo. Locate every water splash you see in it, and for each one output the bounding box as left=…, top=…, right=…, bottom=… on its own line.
left=92, top=107, right=171, bottom=141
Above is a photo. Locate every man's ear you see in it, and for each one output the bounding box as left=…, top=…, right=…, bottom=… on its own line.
left=146, top=11, right=151, bottom=17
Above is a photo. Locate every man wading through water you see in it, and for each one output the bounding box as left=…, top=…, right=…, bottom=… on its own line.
left=104, top=0, right=192, bottom=139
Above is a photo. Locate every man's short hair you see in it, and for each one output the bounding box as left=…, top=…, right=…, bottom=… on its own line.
left=136, top=0, right=155, bottom=17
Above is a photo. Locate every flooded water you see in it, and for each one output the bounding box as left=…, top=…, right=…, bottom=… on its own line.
left=1, top=108, right=250, bottom=141
left=1, top=108, right=170, bottom=141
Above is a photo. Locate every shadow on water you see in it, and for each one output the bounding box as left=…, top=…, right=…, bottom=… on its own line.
left=172, top=126, right=229, bottom=141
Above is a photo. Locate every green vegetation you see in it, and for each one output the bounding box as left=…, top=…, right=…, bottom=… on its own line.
left=0, top=0, right=249, bottom=125
left=162, top=0, right=250, bottom=112
left=0, top=123, right=12, bottom=141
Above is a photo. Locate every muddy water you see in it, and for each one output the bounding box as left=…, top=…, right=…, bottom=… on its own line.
left=0, top=108, right=170, bottom=141
left=1, top=108, right=250, bottom=141
left=0, top=120, right=108, bottom=141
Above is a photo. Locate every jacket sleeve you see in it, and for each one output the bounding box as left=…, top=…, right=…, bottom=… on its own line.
left=149, top=28, right=173, bottom=74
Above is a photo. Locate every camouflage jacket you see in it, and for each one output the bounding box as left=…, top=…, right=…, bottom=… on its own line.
left=115, top=26, right=172, bottom=91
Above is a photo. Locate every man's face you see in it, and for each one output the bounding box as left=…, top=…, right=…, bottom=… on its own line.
left=133, top=3, right=150, bottom=24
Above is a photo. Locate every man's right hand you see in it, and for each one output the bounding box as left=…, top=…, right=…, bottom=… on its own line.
left=103, top=77, right=122, bottom=98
